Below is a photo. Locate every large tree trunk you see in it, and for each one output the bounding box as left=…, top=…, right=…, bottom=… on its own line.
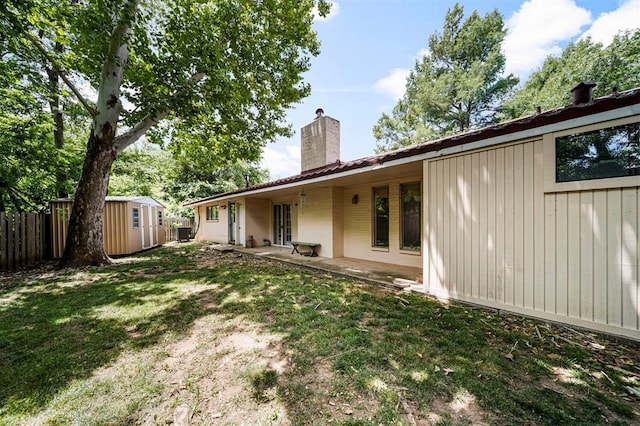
left=58, top=0, right=139, bottom=268
left=60, top=127, right=117, bottom=267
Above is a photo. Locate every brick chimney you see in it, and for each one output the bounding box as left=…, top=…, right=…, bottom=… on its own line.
left=300, top=109, right=340, bottom=173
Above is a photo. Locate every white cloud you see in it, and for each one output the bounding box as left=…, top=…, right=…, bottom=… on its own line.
left=580, top=0, right=640, bottom=45
left=373, top=68, right=410, bottom=100
left=414, top=48, right=430, bottom=60
left=313, top=1, right=339, bottom=22
left=260, top=145, right=301, bottom=179
left=504, top=0, right=592, bottom=77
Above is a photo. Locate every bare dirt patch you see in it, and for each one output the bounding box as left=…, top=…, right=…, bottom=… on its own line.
left=134, top=315, right=291, bottom=425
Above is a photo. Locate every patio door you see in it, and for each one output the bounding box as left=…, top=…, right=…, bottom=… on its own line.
left=272, top=204, right=292, bottom=246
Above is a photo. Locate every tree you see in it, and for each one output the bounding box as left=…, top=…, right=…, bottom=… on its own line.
left=373, top=3, right=518, bottom=152
left=2, top=0, right=328, bottom=266
left=164, top=159, right=270, bottom=217
left=0, top=37, right=86, bottom=211
left=108, top=144, right=270, bottom=217
left=504, top=30, right=640, bottom=117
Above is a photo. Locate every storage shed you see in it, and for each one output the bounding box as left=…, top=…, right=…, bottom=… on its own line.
left=51, top=196, right=166, bottom=257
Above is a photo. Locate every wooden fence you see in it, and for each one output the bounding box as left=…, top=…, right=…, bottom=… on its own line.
left=0, top=212, right=48, bottom=272
left=164, top=217, right=193, bottom=242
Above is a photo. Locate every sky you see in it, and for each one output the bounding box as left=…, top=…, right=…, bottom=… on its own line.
left=260, top=0, right=640, bottom=179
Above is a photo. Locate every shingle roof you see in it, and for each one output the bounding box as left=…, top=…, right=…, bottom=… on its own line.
left=185, top=87, right=640, bottom=207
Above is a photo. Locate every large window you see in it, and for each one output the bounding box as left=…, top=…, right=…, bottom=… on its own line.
left=206, top=205, right=219, bottom=221
left=132, top=208, right=140, bottom=228
left=556, top=122, right=640, bottom=182
left=401, top=182, right=421, bottom=250
left=373, top=186, right=389, bottom=247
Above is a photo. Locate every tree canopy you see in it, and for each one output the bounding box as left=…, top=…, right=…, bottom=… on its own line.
left=373, top=3, right=518, bottom=152
left=1, top=0, right=328, bottom=266
left=504, top=30, right=640, bottom=117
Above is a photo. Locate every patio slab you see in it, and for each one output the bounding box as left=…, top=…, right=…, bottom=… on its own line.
left=237, top=245, right=424, bottom=292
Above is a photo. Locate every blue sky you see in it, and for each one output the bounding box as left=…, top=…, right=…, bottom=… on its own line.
left=260, top=0, right=640, bottom=179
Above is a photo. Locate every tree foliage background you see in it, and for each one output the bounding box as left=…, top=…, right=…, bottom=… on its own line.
left=1, top=0, right=639, bottom=221
left=504, top=30, right=640, bottom=117
left=373, top=4, right=519, bottom=153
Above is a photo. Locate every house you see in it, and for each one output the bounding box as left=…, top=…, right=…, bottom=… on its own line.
left=185, top=85, right=640, bottom=341
left=51, top=196, right=166, bottom=257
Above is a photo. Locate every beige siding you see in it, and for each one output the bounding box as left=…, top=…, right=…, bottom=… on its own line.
left=51, top=201, right=72, bottom=258
left=424, top=138, right=640, bottom=339
left=51, top=200, right=163, bottom=257
left=104, top=201, right=127, bottom=255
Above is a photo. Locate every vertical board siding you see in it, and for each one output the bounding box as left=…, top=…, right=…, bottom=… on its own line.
left=426, top=138, right=640, bottom=338
left=0, top=212, right=47, bottom=271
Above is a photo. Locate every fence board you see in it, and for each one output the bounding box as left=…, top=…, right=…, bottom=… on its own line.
left=0, top=211, right=49, bottom=272
left=164, top=217, right=193, bottom=242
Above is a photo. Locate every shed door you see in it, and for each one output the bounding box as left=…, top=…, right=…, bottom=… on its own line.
left=142, top=205, right=151, bottom=248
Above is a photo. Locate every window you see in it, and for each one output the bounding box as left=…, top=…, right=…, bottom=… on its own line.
left=401, top=182, right=421, bottom=250
left=132, top=208, right=139, bottom=228
left=206, top=205, right=219, bottom=221
left=556, top=122, right=640, bottom=182
left=158, top=211, right=163, bottom=226
left=372, top=186, right=389, bottom=247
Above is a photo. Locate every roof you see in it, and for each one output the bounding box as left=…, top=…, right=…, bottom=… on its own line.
left=52, top=196, right=165, bottom=208
left=185, top=87, right=640, bottom=207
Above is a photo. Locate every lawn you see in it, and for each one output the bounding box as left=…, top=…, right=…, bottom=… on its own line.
left=0, top=243, right=638, bottom=425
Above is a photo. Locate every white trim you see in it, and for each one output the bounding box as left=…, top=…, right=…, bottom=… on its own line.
left=543, top=115, right=640, bottom=193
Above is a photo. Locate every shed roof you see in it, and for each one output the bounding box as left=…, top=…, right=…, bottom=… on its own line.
left=185, top=87, right=640, bottom=207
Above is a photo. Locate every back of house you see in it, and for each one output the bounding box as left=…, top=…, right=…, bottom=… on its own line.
left=186, top=84, right=640, bottom=341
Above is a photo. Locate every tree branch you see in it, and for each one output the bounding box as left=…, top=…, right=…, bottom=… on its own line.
left=113, top=109, right=169, bottom=153
left=113, top=72, right=207, bottom=153
left=2, top=6, right=98, bottom=116
left=22, top=28, right=97, bottom=117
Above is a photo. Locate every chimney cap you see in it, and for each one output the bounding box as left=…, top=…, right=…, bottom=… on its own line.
left=571, top=80, right=596, bottom=92
left=571, top=81, right=597, bottom=105
left=315, top=108, right=324, bottom=119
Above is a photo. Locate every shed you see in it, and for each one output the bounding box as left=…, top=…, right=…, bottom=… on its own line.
left=51, top=196, right=166, bottom=257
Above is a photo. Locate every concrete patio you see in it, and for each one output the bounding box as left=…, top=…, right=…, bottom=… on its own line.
left=231, top=245, right=424, bottom=293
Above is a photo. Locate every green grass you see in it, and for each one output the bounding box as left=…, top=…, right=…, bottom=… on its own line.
left=0, top=243, right=638, bottom=425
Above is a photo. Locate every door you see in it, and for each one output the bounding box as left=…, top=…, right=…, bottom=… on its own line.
left=142, top=205, right=151, bottom=248
left=272, top=204, right=292, bottom=246
left=228, top=203, right=236, bottom=244
left=238, top=203, right=245, bottom=246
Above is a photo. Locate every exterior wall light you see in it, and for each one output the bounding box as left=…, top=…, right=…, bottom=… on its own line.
left=300, top=191, right=306, bottom=206
left=352, top=194, right=358, bottom=204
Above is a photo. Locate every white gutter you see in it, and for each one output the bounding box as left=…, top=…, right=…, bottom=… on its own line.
left=186, top=103, right=640, bottom=207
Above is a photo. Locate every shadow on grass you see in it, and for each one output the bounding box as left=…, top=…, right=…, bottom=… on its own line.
left=0, top=246, right=234, bottom=417
left=0, top=244, right=637, bottom=425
